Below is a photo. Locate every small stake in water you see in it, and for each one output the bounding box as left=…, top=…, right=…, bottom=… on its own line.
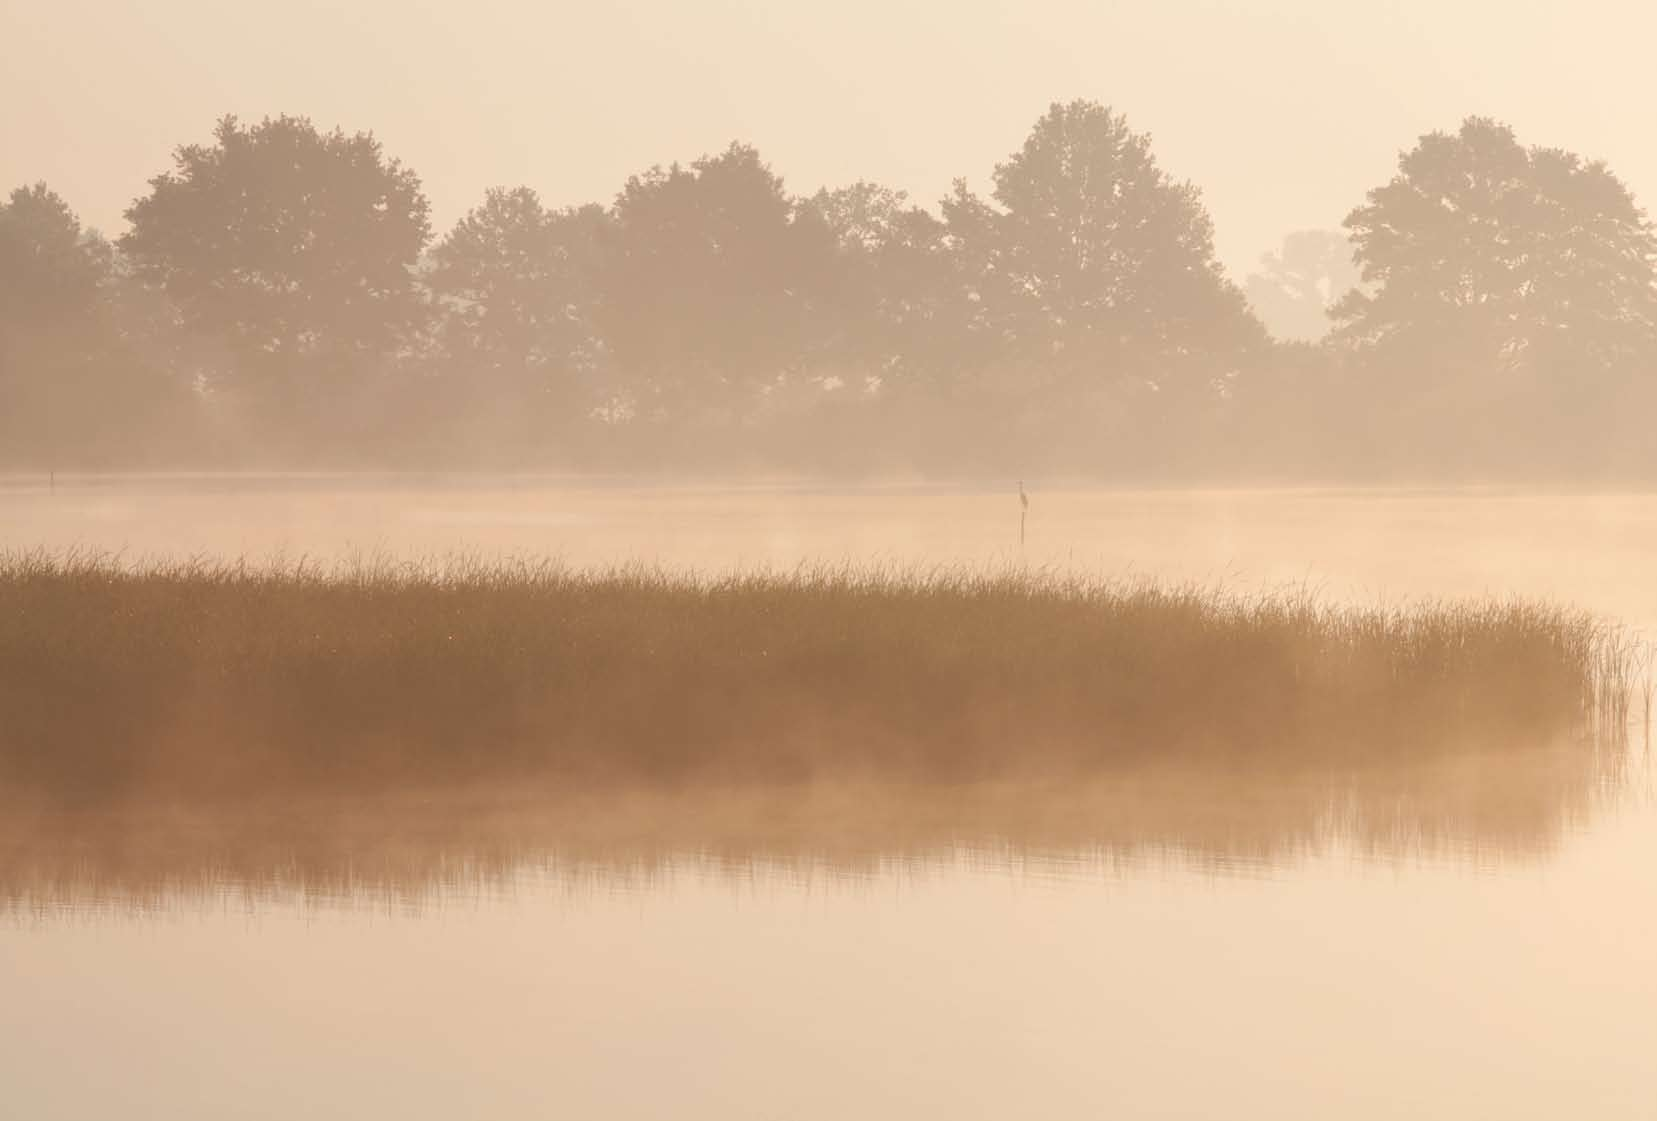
left=1018, top=479, right=1029, bottom=548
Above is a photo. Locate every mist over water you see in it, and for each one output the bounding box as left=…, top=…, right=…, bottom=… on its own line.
left=9, top=2, right=1657, bottom=1112
left=2, top=391, right=1656, bottom=1121
left=3, top=480, right=1654, bottom=1121
left=3, top=750, right=1655, bottom=1121
left=9, top=476, right=1657, bottom=623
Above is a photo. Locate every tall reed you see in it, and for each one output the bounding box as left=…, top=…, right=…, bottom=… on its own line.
left=0, top=549, right=1636, bottom=804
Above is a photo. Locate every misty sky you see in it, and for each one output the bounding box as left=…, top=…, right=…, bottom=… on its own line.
left=6, top=0, right=1657, bottom=278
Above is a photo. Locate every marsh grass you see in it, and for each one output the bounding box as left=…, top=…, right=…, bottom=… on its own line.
left=0, top=549, right=1637, bottom=806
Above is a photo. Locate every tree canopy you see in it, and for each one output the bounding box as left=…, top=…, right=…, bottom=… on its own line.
left=16, top=105, right=1657, bottom=477
left=794, top=182, right=956, bottom=394
left=0, top=184, right=108, bottom=336
left=947, top=100, right=1263, bottom=390
left=1, top=183, right=191, bottom=465
left=600, top=143, right=830, bottom=423
left=121, top=115, right=432, bottom=409
left=1334, top=117, right=1657, bottom=377
left=427, top=187, right=608, bottom=432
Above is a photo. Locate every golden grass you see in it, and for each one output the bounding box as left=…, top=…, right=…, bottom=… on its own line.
left=0, top=549, right=1638, bottom=809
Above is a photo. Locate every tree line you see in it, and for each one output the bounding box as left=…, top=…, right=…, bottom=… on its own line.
left=5, top=103, right=1656, bottom=478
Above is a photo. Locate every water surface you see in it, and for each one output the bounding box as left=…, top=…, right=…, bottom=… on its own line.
left=3, top=477, right=1654, bottom=1120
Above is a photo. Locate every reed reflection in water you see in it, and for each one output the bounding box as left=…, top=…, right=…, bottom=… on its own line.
left=1, top=737, right=1632, bottom=916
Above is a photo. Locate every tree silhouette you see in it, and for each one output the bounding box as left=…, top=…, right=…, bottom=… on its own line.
left=917, top=101, right=1266, bottom=471
left=22, top=104, right=1657, bottom=477
left=428, top=187, right=609, bottom=443
left=1334, top=117, right=1657, bottom=377
left=805, top=181, right=915, bottom=255
left=1, top=184, right=193, bottom=466
left=1245, top=229, right=1359, bottom=342
left=599, top=143, right=827, bottom=426
left=795, top=181, right=957, bottom=396
left=948, top=100, right=1264, bottom=397
left=0, top=184, right=109, bottom=463
left=0, top=184, right=106, bottom=332
left=121, top=115, right=431, bottom=436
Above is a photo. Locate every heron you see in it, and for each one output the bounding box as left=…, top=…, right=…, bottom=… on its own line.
left=1018, top=480, right=1029, bottom=546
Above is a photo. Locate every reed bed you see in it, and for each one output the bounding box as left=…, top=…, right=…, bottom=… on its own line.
left=0, top=549, right=1637, bottom=805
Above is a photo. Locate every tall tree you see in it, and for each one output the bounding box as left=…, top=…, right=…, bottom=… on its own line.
left=794, top=182, right=957, bottom=395
left=0, top=184, right=191, bottom=466
left=121, top=115, right=431, bottom=436
left=948, top=100, right=1263, bottom=395
left=1333, top=117, right=1657, bottom=376
left=599, top=143, right=828, bottom=425
left=427, top=188, right=609, bottom=445
left=0, top=183, right=107, bottom=463
left=0, top=183, right=105, bottom=336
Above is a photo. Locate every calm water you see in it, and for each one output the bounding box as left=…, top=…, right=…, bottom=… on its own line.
left=3, top=476, right=1655, bottom=1120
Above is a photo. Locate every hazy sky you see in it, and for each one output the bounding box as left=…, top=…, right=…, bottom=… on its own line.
left=6, top=0, right=1657, bottom=277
